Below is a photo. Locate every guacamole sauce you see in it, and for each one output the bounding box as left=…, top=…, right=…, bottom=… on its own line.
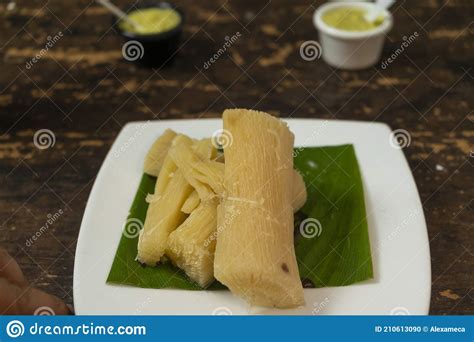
left=120, top=8, right=181, bottom=35
left=322, top=7, right=383, bottom=31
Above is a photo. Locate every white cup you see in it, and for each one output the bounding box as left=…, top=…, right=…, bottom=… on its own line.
left=313, top=1, right=393, bottom=70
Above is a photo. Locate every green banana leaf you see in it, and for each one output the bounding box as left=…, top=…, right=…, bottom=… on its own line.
left=107, top=144, right=373, bottom=290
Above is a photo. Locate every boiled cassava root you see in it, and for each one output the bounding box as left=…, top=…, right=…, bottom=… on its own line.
left=213, top=109, right=305, bottom=308
left=137, top=109, right=307, bottom=307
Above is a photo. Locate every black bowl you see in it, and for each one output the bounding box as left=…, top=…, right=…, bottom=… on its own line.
left=115, top=1, right=184, bottom=68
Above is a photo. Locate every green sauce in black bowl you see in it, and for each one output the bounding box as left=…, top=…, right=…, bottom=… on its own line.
left=115, top=1, right=184, bottom=68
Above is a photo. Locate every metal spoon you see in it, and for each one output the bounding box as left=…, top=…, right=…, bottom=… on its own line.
left=364, top=0, right=395, bottom=23
left=96, top=0, right=144, bottom=31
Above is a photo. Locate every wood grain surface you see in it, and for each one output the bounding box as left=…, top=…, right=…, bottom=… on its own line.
left=0, top=0, right=472, bottom=314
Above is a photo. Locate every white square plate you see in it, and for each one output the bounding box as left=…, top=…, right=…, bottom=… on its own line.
left=73, top=119, right=431, bottom=315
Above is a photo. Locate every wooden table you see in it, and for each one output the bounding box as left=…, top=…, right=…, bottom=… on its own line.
left=0, top=0, right=472, bottom=315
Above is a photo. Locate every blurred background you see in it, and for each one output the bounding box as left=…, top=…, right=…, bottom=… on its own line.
left=0, top=0, right=472, bottom=314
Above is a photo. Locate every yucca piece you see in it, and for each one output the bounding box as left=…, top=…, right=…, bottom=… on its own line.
left=292, top=170, right=307, bottom=212
left=193, top=138, right=218, bottom=160
left=214, top=109, right=305, bottom=308
left=153, top=151, right=177, bottom=195
left=179, top=171, right=304, bottom=212
left=192, top=161, right=224, bottom=196
left=143, top=129, right=177, bottom=176
left=137, top=135, right=194, bottom=265
left=166, top=199, right=218, bottom=287
left=169, top=136, right=225, bottom=200
left=181, top=191, right=200, bottom=214
left=168, top=135, right=214, bottom=200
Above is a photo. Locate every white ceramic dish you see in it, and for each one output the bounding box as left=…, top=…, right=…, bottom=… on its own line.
left=313, top=2, right=393, bottom=70
left=73, top=119, right=431, bottom=315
